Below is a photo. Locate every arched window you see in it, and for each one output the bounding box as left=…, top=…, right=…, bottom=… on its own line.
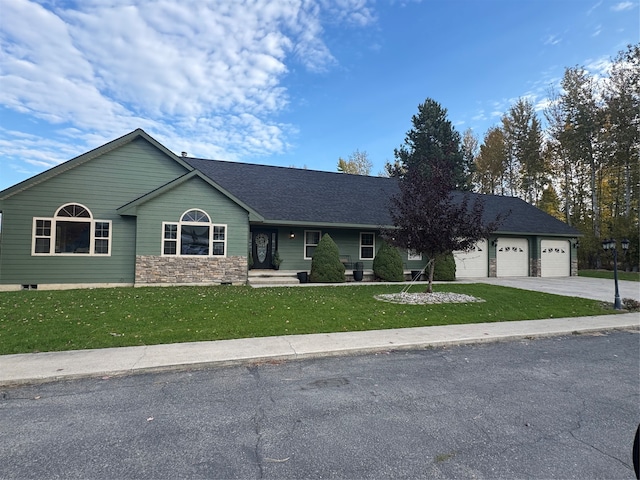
left=163, top=209, right=226, bottom=257
left=181, top=209, right=210, bottom=223
left=32, top=203, right=111, bottom=255
left=56, top=204, right=92, bottom=218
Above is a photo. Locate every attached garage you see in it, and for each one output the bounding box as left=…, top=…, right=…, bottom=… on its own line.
left=540, top=239, right=570, bottom=277
left=454, top=239, right=488, bottom=278
left=496, top=238, right=529, bottom=277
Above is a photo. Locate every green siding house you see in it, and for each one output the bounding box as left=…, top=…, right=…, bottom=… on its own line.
left=0, top=129, right=581, bottom=290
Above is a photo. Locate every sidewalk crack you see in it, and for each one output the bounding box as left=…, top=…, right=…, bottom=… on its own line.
left=130, top=346, right=148, bottom=372
left=283, top=337, right=298, bottom=358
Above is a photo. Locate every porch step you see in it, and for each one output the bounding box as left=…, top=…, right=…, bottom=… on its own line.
left=247, top=270, right=302, bottom=286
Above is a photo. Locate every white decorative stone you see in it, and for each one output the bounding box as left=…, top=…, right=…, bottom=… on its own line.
left=374, top=292, right=485, bottom=305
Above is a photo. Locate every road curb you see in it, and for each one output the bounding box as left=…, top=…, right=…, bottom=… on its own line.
left=1, top=314, right=638, bottom=387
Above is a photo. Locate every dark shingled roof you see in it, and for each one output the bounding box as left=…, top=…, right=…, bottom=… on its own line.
left=185, top=157, right=580, bottom=236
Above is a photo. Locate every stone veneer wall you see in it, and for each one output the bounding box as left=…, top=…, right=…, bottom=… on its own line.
left=571, top=257, right=578, bottom=276
left=489, top=258, right=497, bottom=277
left=135, top=255, right=247, bottom=285
left=530, top=258, right=541, bottom=277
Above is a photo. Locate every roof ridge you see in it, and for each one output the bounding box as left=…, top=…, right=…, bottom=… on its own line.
left=185, top=157, right=389, bottom=179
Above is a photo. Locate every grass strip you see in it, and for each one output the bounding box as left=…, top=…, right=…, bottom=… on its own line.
left=578, top=270, right=640, bottom=282
left=0, top=283, right=616, bottom=355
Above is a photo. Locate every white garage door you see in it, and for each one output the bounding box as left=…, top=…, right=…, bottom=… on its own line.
left=454, top=239, right=488, bottom=278
left=496, top=238, right=529, bottom=277
left=541, top=239, right=570, bottom=277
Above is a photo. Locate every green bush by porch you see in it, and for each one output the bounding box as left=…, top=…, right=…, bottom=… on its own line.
left=373, top=241, right=404, bottom=281
left=433, top=253, right=456, bottom=281
left=310, top=234, right=346, bottom=283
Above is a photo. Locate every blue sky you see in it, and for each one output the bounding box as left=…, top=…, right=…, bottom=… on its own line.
left=1, top=0, right=638, bottom=191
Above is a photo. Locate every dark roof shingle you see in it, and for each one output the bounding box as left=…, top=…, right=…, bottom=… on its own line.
left=185, top=158, right=580, bottom=236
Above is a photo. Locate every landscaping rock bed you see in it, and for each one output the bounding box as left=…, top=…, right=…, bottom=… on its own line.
left=374, top=292, right=485, bottom=305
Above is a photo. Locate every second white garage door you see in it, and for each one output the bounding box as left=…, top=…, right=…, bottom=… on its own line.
left=541, top=239, right=570, bottom=277
left=496, top=238, right=529, bottom=277
left=454, top=239, right=488, bottom=278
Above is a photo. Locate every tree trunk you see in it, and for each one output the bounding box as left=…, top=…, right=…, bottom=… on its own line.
left=425, top=259, right=435, bottom=294
left=625, top=160, right=631, bottom=218
left=590, top=153, right=600, bottom=239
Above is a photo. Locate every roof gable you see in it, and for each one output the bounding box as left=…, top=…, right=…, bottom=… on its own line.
left=117, top=170, right=263, bottom=220
left=0, top=129, right=193, bottom=201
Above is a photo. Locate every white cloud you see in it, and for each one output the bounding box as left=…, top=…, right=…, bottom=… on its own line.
left=543, top=34, right=561, bottom=46
left=321, top=0, right=377, bottom=26
left=586, top=1, right=603, bottom=15
left=611, top=2, right=635, bottom=11
left=0, top=0, right=374, bottom=171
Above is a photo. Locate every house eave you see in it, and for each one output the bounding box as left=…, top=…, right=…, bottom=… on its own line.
left=251, top=219, right=389, bottom=230
left=493, top=230, right=582, bottom=237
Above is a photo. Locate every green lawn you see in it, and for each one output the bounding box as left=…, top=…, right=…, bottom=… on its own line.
left=0, top=284, right=616, bottom=355
left=579, top=269, right=640, bottom=282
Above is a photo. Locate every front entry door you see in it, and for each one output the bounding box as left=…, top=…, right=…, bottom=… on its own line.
left=251, top=229, right=278, bottom=269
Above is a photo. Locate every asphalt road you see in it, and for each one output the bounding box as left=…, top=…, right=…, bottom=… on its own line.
left=1, top=330, right=638, bottom=479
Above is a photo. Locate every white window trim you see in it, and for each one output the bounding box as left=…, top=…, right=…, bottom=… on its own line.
left=31, top=204, right=112, bottom=256
left=408, top=250, right=422, bottom=261
left=304, top=230, right=322, bottom=260
left=93, top=220, right=112, bottom=255
left=161, top=219, right=227, bottom=257
left=211, top=224, right=227, bottom=256
left=32, top=217, right=52, bottom=256
left=359, top=232, right=375, bottom=260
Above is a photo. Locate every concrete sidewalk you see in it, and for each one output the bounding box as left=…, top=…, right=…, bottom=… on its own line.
left=1, top=313, right=637, bottom=387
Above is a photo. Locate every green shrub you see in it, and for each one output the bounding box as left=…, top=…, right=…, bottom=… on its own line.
left=373, top=241, right=404, bottom=281
left=433, top=253, right=456, bottom=281
left=310, top=234, right=345, bottom=283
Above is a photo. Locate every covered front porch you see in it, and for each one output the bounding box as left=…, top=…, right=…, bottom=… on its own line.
left=247, top=268, right=425, bottom=286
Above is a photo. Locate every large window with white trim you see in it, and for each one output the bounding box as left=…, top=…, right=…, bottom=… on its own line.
left=162, top=209, right=226, bottom=256
left=360, top=232, right=375, bottom=259
left=304, top=230, right=321, bottom=259
left=32, top=203, right=111, bottom=255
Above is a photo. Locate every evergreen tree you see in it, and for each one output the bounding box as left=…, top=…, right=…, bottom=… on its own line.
left=310, top=234, right=345, bottom=283
left=502, top=98, right=545, bottom=204
left=538, top=185, right=563, bottom=220
left=372, top=241, right=404, bottom=282
left=387, top=98, right=470, bottom=190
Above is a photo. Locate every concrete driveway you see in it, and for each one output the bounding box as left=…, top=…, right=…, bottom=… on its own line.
left=470, top=276, right=640, bottom=303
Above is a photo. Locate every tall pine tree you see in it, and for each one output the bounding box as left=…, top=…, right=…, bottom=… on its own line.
left=387, top=98, right=471, bottom=190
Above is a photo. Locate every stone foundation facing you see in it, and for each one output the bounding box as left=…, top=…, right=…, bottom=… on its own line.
left=135, top=255, right=247, bottom=286
left=489, top=258, right=497, bottom=277
left=530, top=258, right=541, bottom=277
